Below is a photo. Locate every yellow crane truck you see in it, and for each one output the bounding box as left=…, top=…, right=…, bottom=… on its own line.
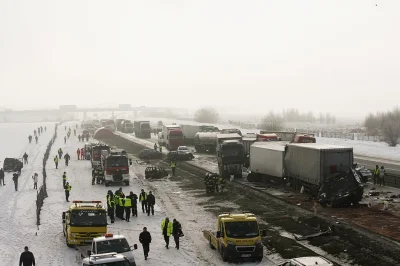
left=203, top=212, right=266, bottom=262
left=62, top=201, right=108, bottom=247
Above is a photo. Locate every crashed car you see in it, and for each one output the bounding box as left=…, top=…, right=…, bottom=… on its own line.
left=318, top=168, right=364, bottom=207
left=166, top=151, right=194, bottom=161
left=3, top=158, right=23, bottom=172
left=145, top=166, right=168, bottom=179
left=354, top=165, right=372, bottom=183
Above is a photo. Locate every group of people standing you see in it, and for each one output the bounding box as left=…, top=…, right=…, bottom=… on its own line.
left=28, top=126, right=45, bottom=144
left=373, top=165, right=386, bottom=186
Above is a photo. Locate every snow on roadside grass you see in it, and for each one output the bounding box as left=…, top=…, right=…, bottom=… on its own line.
left=0, top=122, right=54, bottom=266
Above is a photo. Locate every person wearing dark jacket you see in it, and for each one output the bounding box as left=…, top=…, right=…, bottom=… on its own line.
left=139, top=227, right=152, bottom=260
left=106, top=190, right=115, bottom=223
left=0, top=168, right=5, bottom=186
left=23, top=152, right=28, bottom=164
left=129, top=192, right=138, bottom=217
left=64, top=153, right=71, bottom=166
left=146, top=191, right=155, bottom=216
left=172, top=219, right=182, bottom=250
left=13, top=172, right=19, bottom=191
left=19, top=246, right=35, bottom=266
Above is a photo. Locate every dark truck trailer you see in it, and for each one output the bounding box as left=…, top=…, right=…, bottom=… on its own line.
left=194, top=132, right=218, bottom=153
left=134, top=121, right=151, bottom=138
left=217, top=133, right=244, bottom=179
left=121, top=120, right=134, bottom=133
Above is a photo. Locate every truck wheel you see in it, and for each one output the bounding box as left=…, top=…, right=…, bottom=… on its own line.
left=209, top=237, right=215, bottom=250
left=125, top=181, right=129, bottom=186
left=256, top=256, right=263, bottom=262
left=222, top=247, right=229, bottom=262
left=66, top=238, right=73, bottom=248
left=105, top=182, right=109, bottom=187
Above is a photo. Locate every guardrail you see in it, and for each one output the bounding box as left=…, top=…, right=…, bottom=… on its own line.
left=36, top=123, right=59, bottom=226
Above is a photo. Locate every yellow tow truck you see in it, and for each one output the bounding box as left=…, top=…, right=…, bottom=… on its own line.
left=62, top=200, right=108, bottom=247
left=203, top=212, right=266, bottom=262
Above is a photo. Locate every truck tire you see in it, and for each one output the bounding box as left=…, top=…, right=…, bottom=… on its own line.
left=256, top=256, right=263, bottom=262
left=105, top=182, right=109, bottom=187
left=209, top=237, right=215, bottom=250
left=222, top=247, right=229, bottom=262
left=66, top=238, right=73, bottom=248
left=124, top=181, right=129, bottom=186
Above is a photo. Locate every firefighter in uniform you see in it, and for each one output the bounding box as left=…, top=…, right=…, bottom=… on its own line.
left=124, top=195, right=132, bottom=222
left=217, top=175, right=226, bottom=193
left=139, top=189, right=148, bottom=213
left=97, top=167, right=104, bottom=184
left=107, top=191, right=115, bottom=223
left=129, top=191, right=138, bottom=217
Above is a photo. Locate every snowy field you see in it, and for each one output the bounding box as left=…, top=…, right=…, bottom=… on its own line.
left=0, top=122, right=55, bottom=265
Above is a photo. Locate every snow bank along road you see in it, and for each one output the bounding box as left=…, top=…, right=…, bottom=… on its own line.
left=0, top=122, right=55, bottom=266
left=33, top=122, right=239, bottom=266
left=100, top=132, right=400, bottom=265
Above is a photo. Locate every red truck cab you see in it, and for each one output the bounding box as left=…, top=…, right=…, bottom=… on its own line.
left=256, top=133, right=279, bottom=142
left=166, top=129, right=184, bottom=150
left=293, top=134, right=316, bottom=143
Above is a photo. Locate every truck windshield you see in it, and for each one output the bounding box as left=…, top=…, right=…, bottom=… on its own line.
left=221, top=146, right=244, bottom=158
left=106, top=157, right=128, bottom=167
left=97, top=238, right=131, bottom=254
left=225, top=221, right=259, bottom=238
left=70, top=210, right=107, bottom=226
left=141, top=124, right=150, bottom=129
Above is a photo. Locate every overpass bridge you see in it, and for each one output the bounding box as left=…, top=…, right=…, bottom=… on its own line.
left=0, top=105, right=149, bottom=122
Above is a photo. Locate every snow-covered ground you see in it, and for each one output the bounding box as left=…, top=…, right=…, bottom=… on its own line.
left=0, top=122, right=55, bottom=266
left=0, top=122, right=272, bottom=265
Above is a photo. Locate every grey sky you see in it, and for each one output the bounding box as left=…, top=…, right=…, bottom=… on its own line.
left=0, top=0, right=399, bottom=117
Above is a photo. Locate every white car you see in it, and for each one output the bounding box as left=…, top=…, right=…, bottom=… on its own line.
left=177, top=146, right=190, bottom=153
left=82, top=252, right=132, bottom=266
left=88, top=234, right=137, bottom=266
left=278, top=256, right=333, bottom=266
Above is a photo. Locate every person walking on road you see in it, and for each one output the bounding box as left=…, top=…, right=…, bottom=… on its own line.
left=58, top=148, right=63, bottom=159
left=139, top=189, right=147, bottom=213
left=28, top=135, right=32, bottom=143
left=172, top=219, right=183, bottom=250
left=54, top=155, right=59, bottom=169
left=139, top=227, right=152, bottom=260
left=106, top=190, right=115, bottom=223
left=62, top=172, right=67, bottom=187
left=77, top=148, right=80, bottom=160
left=147, top=191, right=155, bottom=216
left=64, top=182, right=71, bottom=202
left=19, top=246, right=35, bottom=266
left=379, top=166, right=385, bottom=186
left=0, top=168, right=5, bottom=186
left=64, top=153, right=70, bottom=166
left=161, top=217, right=173, bottom=249
left=64, top=136, right=66, bottom=144
left=13, top=172, right=19, bottom=191
left=78, top=134, right=81, bottom=142
left=35, top=135, right=38, bottom=144
left=32, top=173, right=38, bottom=189
left=23, top=152, right=28, bottom=164
left=154, top=143, right=157, bottom=151
left=170, top=160, right=176, bottom=176
left=374, top=165, right=379, bottom=185
left=80, top=148, right=84, bottom=160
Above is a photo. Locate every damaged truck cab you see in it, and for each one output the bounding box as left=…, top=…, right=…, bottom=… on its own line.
left=203, top=213, right=266, bottom=262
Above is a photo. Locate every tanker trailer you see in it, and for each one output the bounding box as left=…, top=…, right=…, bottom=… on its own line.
left=194, top=132, right=218, bottom=153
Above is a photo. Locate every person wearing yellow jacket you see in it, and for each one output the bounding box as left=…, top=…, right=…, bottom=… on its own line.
left=54, top=156, right=59, bottom=169
left=161, top=217, right=173, bottom=249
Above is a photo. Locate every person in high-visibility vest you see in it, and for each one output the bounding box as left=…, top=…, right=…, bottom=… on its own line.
left=54, top=156, right=59, bottom=169
left=64, top=182, right=71, bottom=202
left=139, top=189, right=147, bottom=213
left=62, top=172, right=67, bottom=188
left=373, top=165, right=379, bottom=185
left=106, top=190, right=115, bottom=223
left=124, top=195, right=132, bottom=222
left=170, top=160, right=176, bottom=176
left=119, top=195, right=125, bottom=220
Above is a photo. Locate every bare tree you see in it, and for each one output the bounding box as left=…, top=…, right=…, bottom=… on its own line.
left=381, top=108, right=400, bottom=147
left=194, top=108, right=219, bottom=123
left=260, top=112, right=284, bottom=131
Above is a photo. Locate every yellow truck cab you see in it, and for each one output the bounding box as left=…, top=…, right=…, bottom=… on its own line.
left=203, top=212, right=266, bottom=262
left=62, top=201, right=108, bottom=247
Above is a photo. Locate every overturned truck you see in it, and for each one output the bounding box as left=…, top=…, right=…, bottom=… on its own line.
left=248, top=143, right=363, bottom=206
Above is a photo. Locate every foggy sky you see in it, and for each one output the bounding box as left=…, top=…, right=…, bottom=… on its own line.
left=1, top=0, right=399, bottom=117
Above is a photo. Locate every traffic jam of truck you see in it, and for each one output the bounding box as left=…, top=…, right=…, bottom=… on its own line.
left=79, top=118, right=378, bottom=264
